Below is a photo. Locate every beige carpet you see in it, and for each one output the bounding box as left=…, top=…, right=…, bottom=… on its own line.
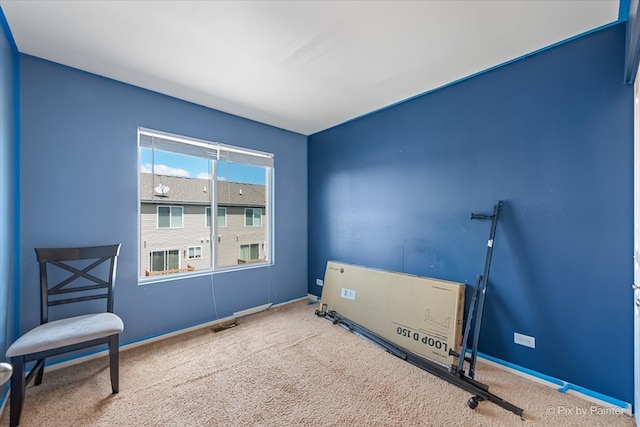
left=0, top=300, right=634, bottom=426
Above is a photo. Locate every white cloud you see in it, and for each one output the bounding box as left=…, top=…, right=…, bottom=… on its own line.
left=197, top=172, right=212, bottom=179
left=142, top=163, right=190, bottom=177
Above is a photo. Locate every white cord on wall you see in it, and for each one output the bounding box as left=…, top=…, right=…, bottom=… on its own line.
left=267, top=264, right=277, bottom=305
left=209, top=272, right=220, bottom=321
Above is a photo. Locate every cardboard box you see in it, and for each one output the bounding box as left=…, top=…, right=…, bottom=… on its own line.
left=320, top=261, right=465, bottom=366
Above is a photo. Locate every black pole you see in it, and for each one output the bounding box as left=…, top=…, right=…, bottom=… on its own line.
left=454, top=274, right=482, bottom=373
left=468, top=201, right=502, bottom=378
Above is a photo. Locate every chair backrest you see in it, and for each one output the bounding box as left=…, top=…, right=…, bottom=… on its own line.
left=34, top=244, right=122, bottom=324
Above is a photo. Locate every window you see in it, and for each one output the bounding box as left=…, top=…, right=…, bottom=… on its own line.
left=240, top=243, right=260, bottom=262
left=217, top=207, right=227, bottom=227
left=139, top=128, right=273, bottom=279
left=150, top=249, right=180, bottom=272
left=245, top=208, right=262, bottom=227
left=206, top=207, right=226, bottom=227
left=187, top=246, right=202, bottom=259
left=158, top=206, right=183, bottom=228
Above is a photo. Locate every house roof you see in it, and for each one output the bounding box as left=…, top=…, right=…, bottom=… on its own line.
left=140, top=173, right=265, bottom=207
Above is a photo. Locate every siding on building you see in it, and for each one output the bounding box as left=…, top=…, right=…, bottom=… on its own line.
left=140, top=204, right=213, bottom=275
left=140, top=173, right=267, bottom=276
left=216, top=206, right=267, bottom=267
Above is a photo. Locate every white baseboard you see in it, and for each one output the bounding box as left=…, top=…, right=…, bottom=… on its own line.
left=271, top=294, right=318, bottom=308
left=306, top=293, right=320, bottom=302
left=233, top=303, right=272, bottom=318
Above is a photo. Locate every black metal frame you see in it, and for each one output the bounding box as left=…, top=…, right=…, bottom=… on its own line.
left=316, top=308, right=523, bottom=417
left=451, top=201, right=502, bottom=379
left=315, top=201, right=523, bottom=417
left=8, top=244, right=122, bottom=427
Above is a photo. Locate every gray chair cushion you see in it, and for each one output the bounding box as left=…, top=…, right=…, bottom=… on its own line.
left=6, top=313, right=124, bottom=358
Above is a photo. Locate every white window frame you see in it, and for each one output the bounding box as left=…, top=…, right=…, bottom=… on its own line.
left=245, top=208, right=262, bottom=227
left=207, top=206, right=227, bottom=228
left=217, top=207, right=227, bottom=227
left=187, top=245, right=202, bottom=259
left=138, top=127, right=274, bottom=282
left=240, top=243, right=260, bottom=261
left=157, top=206, right=183, bottom=229
left=150, top=249, right=180, bottom=272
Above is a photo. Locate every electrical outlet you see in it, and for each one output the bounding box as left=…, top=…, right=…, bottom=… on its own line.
left=316, top=279, right=323, bottom=287
left=514, top=332, right=535, bottom=348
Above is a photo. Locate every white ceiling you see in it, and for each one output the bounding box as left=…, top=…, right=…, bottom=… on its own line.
left=0, top=1, right=621, bottom=135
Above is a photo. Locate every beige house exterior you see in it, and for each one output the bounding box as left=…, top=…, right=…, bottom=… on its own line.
left=140, top=173, right=267, bottom=277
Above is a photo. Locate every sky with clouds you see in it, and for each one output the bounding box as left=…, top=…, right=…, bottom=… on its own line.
left=141, top=148, right=266, bottom=184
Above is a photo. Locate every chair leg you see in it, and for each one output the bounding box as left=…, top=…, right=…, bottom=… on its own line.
left=9, top=357, right=25, bottom=427
left=34, top=358, right=45, bottom=386
left=108, top=334, right=119, bottom=393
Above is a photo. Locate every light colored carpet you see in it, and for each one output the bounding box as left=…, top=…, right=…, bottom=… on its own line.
left=0, top=300, right=634, bottom=426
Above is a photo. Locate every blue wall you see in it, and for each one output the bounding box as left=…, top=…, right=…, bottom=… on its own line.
left=0, top=6, right=17, bottom=401
left=19, top=55, right=308, bottom=346
left=308, top=24, right=633, bottom=403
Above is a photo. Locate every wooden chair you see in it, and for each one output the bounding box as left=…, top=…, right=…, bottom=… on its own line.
left=5, top=244, right=124, bottom=427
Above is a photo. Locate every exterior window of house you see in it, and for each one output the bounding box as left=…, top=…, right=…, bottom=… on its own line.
left=150, top=249, right=180, bottom=272
left=158, top=206, right=183, bottom=228
left=245, top=208, right=262, bottom=227
left=217, top=207, right=227, bottom=227
left=240, top=243, right=260, bottom=262
left=139, top=128, right=274, bottom=280
left=187, top=246, right=202, bottom=259
left=207, top=207, right=226, bottom=227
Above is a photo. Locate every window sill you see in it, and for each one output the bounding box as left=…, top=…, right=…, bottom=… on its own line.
left=137, top=261, right=273, bottom=286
